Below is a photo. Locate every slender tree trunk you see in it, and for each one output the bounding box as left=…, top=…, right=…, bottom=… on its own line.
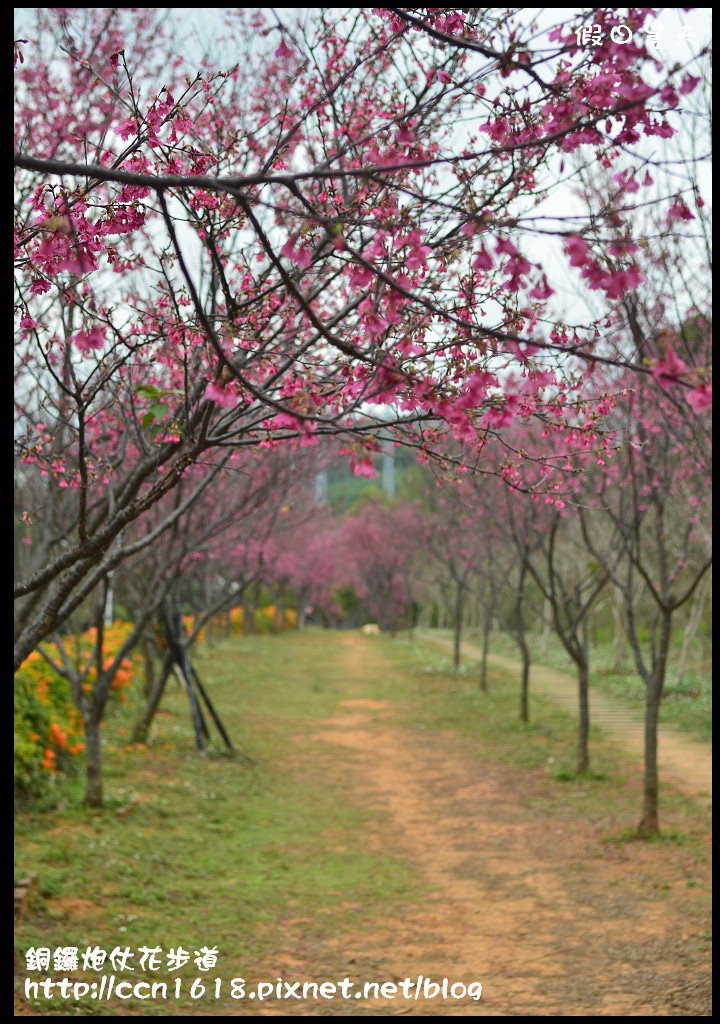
left=243, top=587, right=258, bottom=634
left=242, top=602, right=253, bottom=633
left=612, top=586, right=626, bottom=672
left=84, top=715, right=103, bottom=808
left=576, top=658, right=590, bottom=773
left=519, top=644, right=530, bottom=723
left=480, top=605, right=491, bottom=693
left=638, top=677, right=661, bottom=837
left=132, top=651, right=173, bottom=742
left=514, top=563, right=530, bottom=722
left=452, top=583, right=464, bottom=669
left=298, top=586, right=310, bottom=629
left=142, top=634, right=156, bottom=699
left=638, top=611, right=671, bottom=836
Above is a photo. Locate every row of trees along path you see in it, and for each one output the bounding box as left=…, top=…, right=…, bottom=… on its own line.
left=422, top=630, right=711, bottom=805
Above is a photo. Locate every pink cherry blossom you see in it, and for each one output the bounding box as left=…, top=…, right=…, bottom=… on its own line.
left=71, top=326, right=106, bottom=353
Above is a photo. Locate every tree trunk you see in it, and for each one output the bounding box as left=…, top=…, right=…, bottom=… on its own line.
left=274, top=602, right=284, bottom=632
left=132, top=652, right=173, bottom=743
left=612, top=586, right=626, bottom=672
left=243, top=599, right=256, bottom=634
left=480, top=606, right=491, bottom=693
left=296, top=587, right=308, bottom=630
left=514, top=565, right=530, bottom=722
left=519, top=647, right=530, bottom=723
left=638, top=678, right=661, bottom=836
left=142, top=634, right=156, bottom=699
left=576, top=658, right=590, bottom=774
left=452, top=583, right=464, bottom=669
left=638, top=611, right=672, bottom=837
left=84, top=715, right=103, bottom=808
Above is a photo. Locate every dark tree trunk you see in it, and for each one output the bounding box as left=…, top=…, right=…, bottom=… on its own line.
left=638, top=611, right=671, bottom=837
left=243, top=599, right=256, bottom=634
left=132, top=651, right=173, bottom=743
left=576, top=658, right=590, bottom=774
left=513, top=562, right=531, bottom=721
left=452, top=583, right=464, bottom=670
left=519, top=643, right=530, bottom=723
left=84, top=715, right=103, bottom=808
left=142, top=634, right=156, bottom=699
left=638, top=679, right=661, bottom=836
left=480, top=608, right=491, bottom=693
left=297, top=588, right=308, bottom=629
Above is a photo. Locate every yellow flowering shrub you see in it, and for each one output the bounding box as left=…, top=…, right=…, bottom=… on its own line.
left=14, top=621, right=139, bottom=796
left=211, top=604, right=298, bottom=636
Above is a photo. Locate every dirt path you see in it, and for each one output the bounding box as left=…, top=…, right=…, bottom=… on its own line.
left=308, top=635, right=710, bottom=1016
left=421, top=631, right=712, bottom=804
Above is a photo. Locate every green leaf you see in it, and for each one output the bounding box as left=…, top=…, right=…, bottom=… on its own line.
left=150, top=402, right=169, bottom=420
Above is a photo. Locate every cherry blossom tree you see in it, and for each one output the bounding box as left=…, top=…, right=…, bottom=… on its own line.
left=579, top=373, right=711, bottom=835
left=127, top=446, right=308, bottom=749
left=566, top=103, right=712, bottom=831
left=416, top=475, right=486, bottom=668
left=338, top=502, right=424, bottom=633
left=15, top=7, right=709, bottom=672
left=35, top=443, right=303, bottom=805
left=260, top=510, right=343, bottom=628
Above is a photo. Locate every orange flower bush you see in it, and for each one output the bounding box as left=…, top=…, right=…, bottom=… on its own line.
left=14, top=620, right=138, bottom=796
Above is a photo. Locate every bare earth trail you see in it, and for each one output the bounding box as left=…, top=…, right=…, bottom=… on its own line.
left=276, top=634, right=709, bottom=1017
left=421, top=631, right=712, bottom=805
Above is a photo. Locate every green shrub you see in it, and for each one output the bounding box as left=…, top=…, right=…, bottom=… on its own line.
left=14, top=671, right=52, bottom=796
left=14, top=654, right=84, bottom=799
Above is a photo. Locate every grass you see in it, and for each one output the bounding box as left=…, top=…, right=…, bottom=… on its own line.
left=464, top=628, right=712, bottom=742
left=601, top=826, right=702, bottom=849
left=15, top=632, right=419, bottom=1015
left=15, top=629, right=711, bottom=1015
